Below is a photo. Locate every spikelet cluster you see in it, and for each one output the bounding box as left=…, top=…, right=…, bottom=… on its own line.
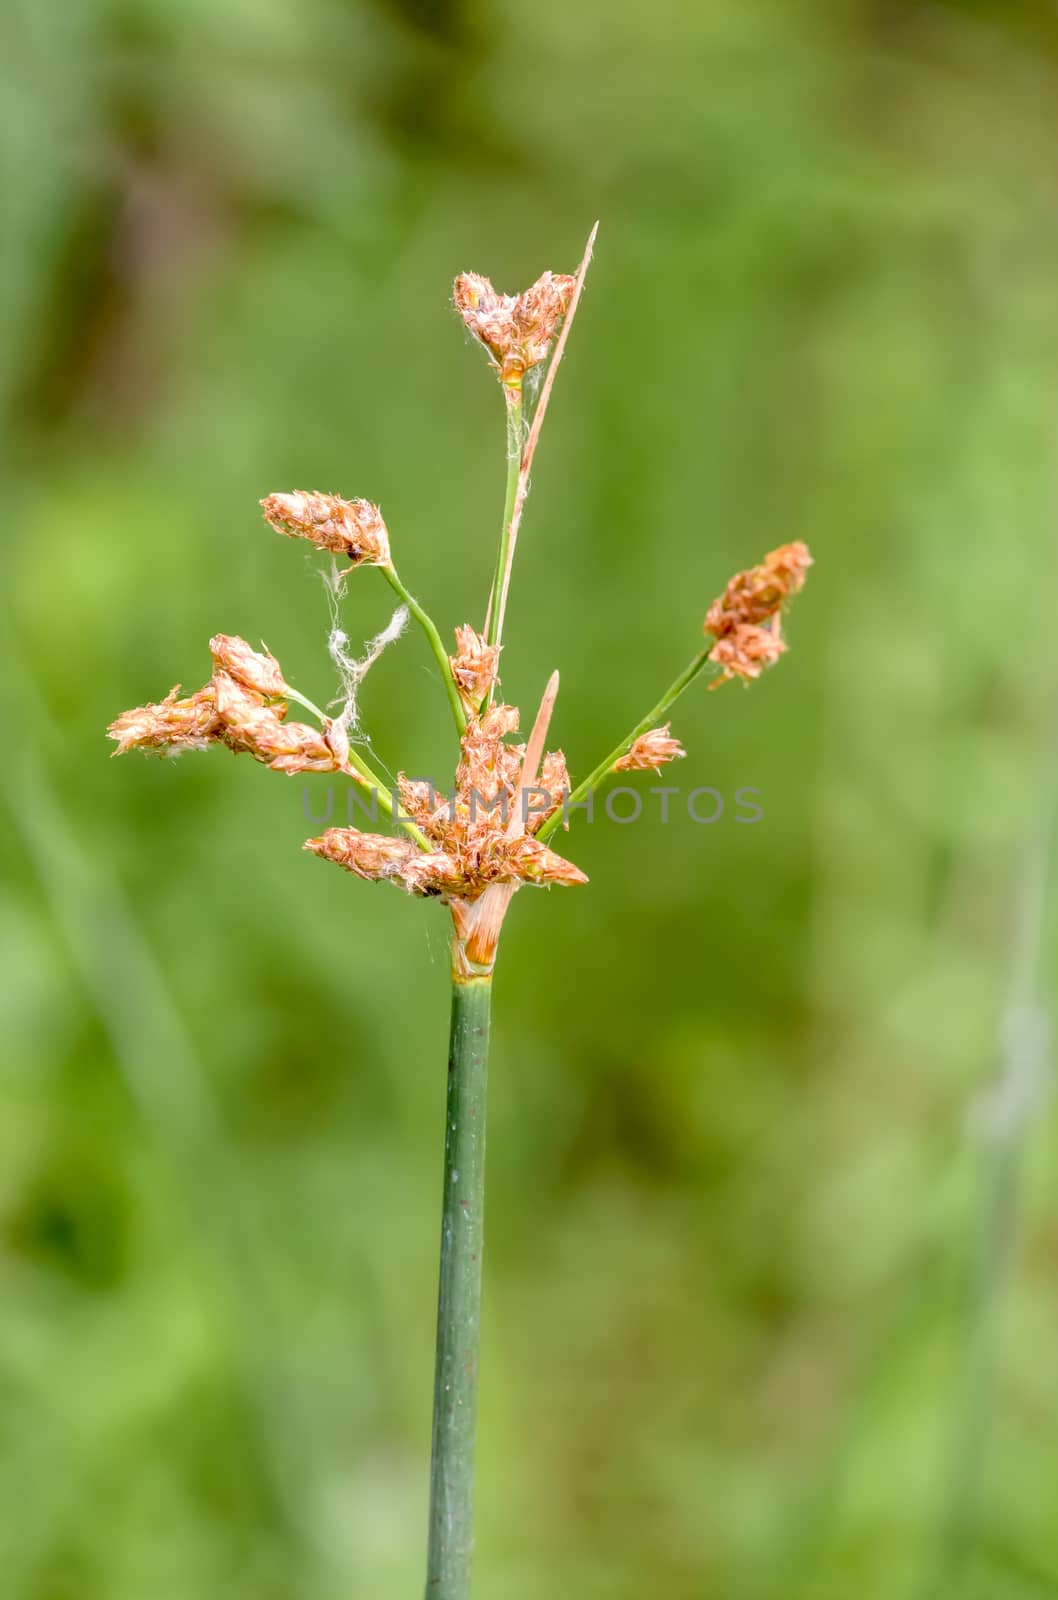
left=107, top=636, right=342, bottom=774
left=453, top=271, right=576, bottom=383
left=261, top=492, right=391, bottom=569
left=306, top=701, right=584, bottom=901
left=704, top=541, right=813, bottom=685
left=108, top=245, right=815, bottom=971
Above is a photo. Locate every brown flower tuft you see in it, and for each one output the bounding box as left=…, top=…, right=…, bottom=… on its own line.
left=109, top=642, right=342, bottom=776
left=261, top=492, right=391, bottom=569
left=213, top=671, right=336, bottom=772
left=705, top=541, right=812, bottom=638
left=503, top=836, right=588, bottom=888
left=534, top=749, right=570, bottom=831
left=304, top=829, right=419, bottom=882
left=209, top=635, right=287, bottom=698
left=704, top=541, right=812, bottom=685
left=614, top=725, right=686, bottom=773
left=449, top=625, right=500, bottom=714
left=107, top=684, right=219, bottom=756
left=453, top=271, right=576, bottom=383
left=708, top=623, right=787, bottom=686
left=310, top=698, right=585, bottom=906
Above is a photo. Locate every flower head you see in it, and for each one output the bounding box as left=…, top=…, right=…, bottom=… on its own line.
left=309, top=695, right=585, bottom=907
left=209, top=635, right=287, bottom=698
left=261, top=492, right=391, bottom=569
left=705, top=542, right=812, bottom=638
left=708, top=624, right=786, bottom=685
left=704, top=541, right=812, bottom=685
left=453, top=270, right=576, bottom=383
left=614, top=725, right=686, bottom=773
left=107, top=684, right=219, bottom=756
left=304, top=829, right=418, bottom=882
left=449, top=625, right=501, bottom=715
left=108, top=642, right=342, bottom=776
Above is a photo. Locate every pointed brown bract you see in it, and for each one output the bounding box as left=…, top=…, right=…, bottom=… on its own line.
left=614, top=725, right=685, bottom=773
left=453, top=270, right=576, bottom=383
left=449, top=625, right=500, bottom=714
left=261, top=491, right=391, bottom=569
left=704, top=541, right=812, bottom=685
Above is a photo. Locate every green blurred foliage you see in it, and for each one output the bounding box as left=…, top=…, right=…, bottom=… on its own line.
left=3, top=0, right=1058, bottom=1595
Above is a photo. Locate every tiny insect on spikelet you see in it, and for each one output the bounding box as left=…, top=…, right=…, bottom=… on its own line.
left=107, top=225, right=811, bottom=1600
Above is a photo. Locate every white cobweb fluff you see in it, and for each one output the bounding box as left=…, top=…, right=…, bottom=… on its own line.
left=325, top=572, right=408, bottom=740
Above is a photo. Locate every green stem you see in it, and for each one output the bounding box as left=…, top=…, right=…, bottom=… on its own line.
left=536, top=647, right=714, bottom=843
left=381, top=564, right=467, bottom=735
left=426, top=972, right=492, bottom=1599
left=485, top=381, right=524, bottom=658
left=284, top=683, right=430, bottom=848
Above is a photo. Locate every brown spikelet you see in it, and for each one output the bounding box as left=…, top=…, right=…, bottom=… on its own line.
left=708, top=622, right=787, bottom=686
left=704, top=541, right=812, bottom=685
left=209, top=635, right=287, bottom=698
left=304, top=829, right=419, bottom=882
left=107, top=684, right=220, bottom=756
left=398, top=776, right=451, bottom=843
left=502, top=836, right=588, bottom=888
left=261, top=492, right=391, bottom=568
left=449, top=625, right=500, bottom=714
left=532, top=749, right=570, bottom=831
left=613, top=725, right=686, bottom=773
left=212, top=671, right=337, bottom=772
left=705, top=542, right=812, bottom=638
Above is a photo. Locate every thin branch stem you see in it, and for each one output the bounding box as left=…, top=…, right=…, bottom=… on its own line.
left=483, top=380, right=524, bottom=654
left=381, top=564, right=467, bottom=735
left=536, top=647, right=713, bottom=844
left=426, top=971, right=492, bottom=1600
left=484, top=222, right=599, bottom=658
left=284, top=683, right=430, bottom=848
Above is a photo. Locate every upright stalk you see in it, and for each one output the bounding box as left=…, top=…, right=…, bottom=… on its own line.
left=484, top=381, right=524, bottom=655
left=426, top=969, right=492, bottom=1598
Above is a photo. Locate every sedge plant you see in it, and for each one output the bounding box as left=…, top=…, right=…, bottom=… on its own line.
left=107, top=226, right=812, bottom=1599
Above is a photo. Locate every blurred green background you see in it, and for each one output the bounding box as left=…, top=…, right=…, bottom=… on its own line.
left=4, top=1, right=1058, bottom=1596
